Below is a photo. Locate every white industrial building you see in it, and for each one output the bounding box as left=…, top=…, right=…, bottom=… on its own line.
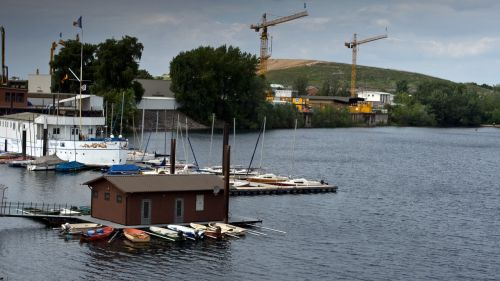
left=357, top=91, right=394, bottom=106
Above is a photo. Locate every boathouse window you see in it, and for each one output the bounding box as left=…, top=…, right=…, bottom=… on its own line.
left=88, top=128, right=93, bottom=134
left=52, top=128, right=60, bottom=135
left=116, top=194, right=122, bottom=203
left=196, top=194, right=204, bottom=211
left=92, top=190, right=98, bottom=198
left=4, top=92, right=10, bottom=102
left=104, top=192, right=110, bottom=201
left=71, top=128, right=79, bottom=135
left=15, top=93, right=24, bottom=102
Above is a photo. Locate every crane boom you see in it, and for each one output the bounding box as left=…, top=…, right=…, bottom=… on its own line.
left=345, top=33, right=387, bottom=97
left=251, top=11, right=308, bottom=31
left=251, top=10, right=308, bottom=75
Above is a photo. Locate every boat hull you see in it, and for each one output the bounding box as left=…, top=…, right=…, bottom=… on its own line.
left=123, top=228, right=150, bottom=243
left=80, top=227, right=114, bottom=241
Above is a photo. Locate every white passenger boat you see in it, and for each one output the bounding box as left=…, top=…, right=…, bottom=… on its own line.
left=0, top=112, right=128, bottom=167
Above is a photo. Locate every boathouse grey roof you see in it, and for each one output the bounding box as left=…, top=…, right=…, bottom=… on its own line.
left=83, top=174, right=225, bottom=193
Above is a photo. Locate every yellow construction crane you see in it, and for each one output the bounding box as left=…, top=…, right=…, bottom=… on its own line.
left=344, top=33, right=387, bottom=98
left=49, top=39, right=65, bottom=75
left=250, top=10, right=308, bottom=75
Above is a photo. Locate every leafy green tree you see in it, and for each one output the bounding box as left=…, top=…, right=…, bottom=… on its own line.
left=311, top=106, right=352, bottom=127
left=293, top=76, right=308, bottom=96
left=396, top=80, right=409, bottom=94
left=102, top=88, right=137, bottom=135
left=51, top=40, right=97, bottom=94
left=319, top=79, right=332, bottom=96
left=413, top=82, right=483, bottom=126
left=256, top=103, right=303, bottom=129
left=91, top=36, right=144, bottom=127
left=93, top=36, right=144, bottom=94
left=170, top=45, right=265, bottom=128
left=136, top=69, right=154, bottom=79
left=390, top=101, right=436, bottom=126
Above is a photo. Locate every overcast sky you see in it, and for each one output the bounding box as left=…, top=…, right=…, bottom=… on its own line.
left=1, top=0, right=499, bottom=85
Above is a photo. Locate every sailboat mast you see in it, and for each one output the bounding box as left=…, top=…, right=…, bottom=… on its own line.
left=208, top=113, right=215, bottom=167
left=119, top=91, right=124, bottom=137
left=290, top=118, right=297, bottom=177
left=110, top=103, right=114, bottom=136
left=259, top=116, right=266, bottom=169
left=140, top=108, right=145, bottom=150
left=78, top=24, right=83, bottom=134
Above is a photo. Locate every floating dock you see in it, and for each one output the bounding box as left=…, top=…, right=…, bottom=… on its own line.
left=229, top=185, right=337, bottom=196
left=0, top=201, right=262, bottom=228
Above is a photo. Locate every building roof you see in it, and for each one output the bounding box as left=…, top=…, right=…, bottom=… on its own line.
left=83, top=174, right=225, bottom=193
left=300, top=96, right=364, bottom=103
left=0, top=112, right=40, bottom=121
left=135, top=79, right=174, bottom=98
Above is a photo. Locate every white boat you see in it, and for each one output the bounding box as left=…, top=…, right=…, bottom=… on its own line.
left=208, top=222, right=246, bottom=236
left=200, top=165, right=260, bottom=176
left=60, top=222, right=101, bottom=235
left=245, top=173, right=289, bottom=184
left=26, top=154, right=65, bottom=171
left=167, top=224, right=204, bottom=240
left=271, top=178, right=328, bottom=187
left=127, top=150, right=156, bottom=162
left=0, top=111, right=128, bottom=167
left=149, top=226, right=185, bottom=241
left=59, top=208, right=82, bottom=216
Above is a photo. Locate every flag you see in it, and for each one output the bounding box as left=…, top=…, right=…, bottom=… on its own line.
left=81, top=84, right=87, bottom=91
left=59, top=32, right=62, bottom=38
left=73, top=16, right=82, bottom=28
left=61, top=74, right=69, bottom=84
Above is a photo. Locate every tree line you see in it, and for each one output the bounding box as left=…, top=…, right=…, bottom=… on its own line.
left=51, top=36, right=146, bottom=134
left=390, top=80, right=500, bottom=126
left=51, top=38, right=500, bottom=131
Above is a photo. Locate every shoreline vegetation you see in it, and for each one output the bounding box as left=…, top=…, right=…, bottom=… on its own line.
left=49, top=37, right=499, bottom=131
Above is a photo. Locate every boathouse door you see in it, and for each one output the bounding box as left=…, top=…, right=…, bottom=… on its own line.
left=174, top=198, right=184, bottom=223
left=141, top=199, right=152, bottom=225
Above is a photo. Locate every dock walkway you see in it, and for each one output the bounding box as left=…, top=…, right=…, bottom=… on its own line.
left=0, top=201, right=262, bottom=228
left=230, top=185, right=337, bottom=196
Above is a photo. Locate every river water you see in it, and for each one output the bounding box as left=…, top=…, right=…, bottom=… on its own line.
left=0, top=127, right=499, bottom=280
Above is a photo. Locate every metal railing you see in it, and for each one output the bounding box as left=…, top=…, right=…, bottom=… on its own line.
left=0, top=201, right=86, bottom=218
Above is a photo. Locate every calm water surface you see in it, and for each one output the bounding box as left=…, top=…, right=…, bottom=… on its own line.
left=1, top=127, right=499, bottom=280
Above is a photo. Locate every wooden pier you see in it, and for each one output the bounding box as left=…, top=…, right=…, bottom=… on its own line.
left=0, top=201, right=262, bottom=228
left=229, top=185, right=337, bottom=196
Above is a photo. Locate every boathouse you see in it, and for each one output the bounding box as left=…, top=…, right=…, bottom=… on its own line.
left=82, top=174, right=226, bottom=226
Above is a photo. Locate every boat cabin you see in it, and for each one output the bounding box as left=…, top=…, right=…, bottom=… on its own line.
left=83, top=174, right=226, bottom=226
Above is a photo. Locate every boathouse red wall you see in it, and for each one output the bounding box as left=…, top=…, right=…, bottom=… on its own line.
left=86, top=175, right=226, bottom=226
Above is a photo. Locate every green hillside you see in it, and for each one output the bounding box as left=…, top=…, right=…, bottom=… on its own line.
left=266, top=61, right=491, bottom=94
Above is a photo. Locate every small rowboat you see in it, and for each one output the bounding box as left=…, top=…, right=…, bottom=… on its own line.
left=190, top=223, right=224, bottom=240
left=123, top=228, right=150, bottom=243
left=167, top=224, right=204, bottom=240
left=80, top=226, right=114, bottom=242
left=208, top=222, right=246, bottom=236
left=61, top=223, right=102, bottom=235
left=149, top=226, right=185, bottom=242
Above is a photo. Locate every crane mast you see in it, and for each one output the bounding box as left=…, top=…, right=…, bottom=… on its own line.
left=251, top=10, right=308, bottom=75
left=345, top=33, right=387, bottom=97
left=1, top=26, right=6, bottom=85
left=49, top=39, right=65, bottom=75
